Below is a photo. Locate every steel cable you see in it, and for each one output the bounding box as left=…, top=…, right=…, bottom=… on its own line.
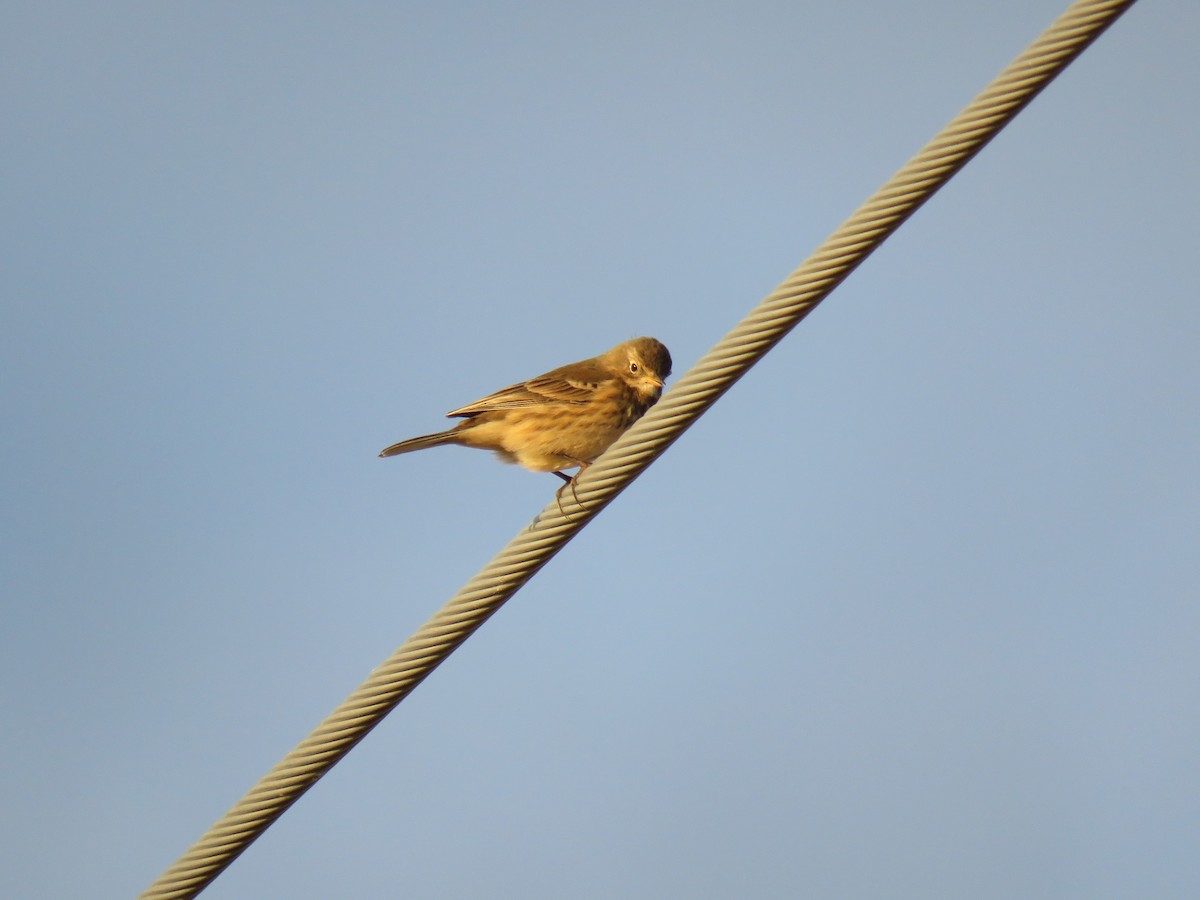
left=141, top=1, right=1136, bottom=895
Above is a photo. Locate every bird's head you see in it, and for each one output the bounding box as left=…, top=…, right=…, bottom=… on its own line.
left=610, top=337, right=672, bottom=403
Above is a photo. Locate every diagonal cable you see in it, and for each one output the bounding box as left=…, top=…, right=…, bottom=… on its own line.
left=141, top=1, right=1136, bottom=896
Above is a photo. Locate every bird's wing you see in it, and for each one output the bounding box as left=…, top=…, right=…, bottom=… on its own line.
left=446, top=361, right=609, bottom=417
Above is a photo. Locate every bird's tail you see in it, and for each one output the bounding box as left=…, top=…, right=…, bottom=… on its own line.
left=378, top=430, right=461, bottom=458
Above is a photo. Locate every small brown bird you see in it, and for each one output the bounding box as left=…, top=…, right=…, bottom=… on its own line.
left=380, top=337, right=672, bottom=494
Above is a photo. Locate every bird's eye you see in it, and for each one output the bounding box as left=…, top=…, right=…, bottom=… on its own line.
left=629, top=362, right=639, bottom=373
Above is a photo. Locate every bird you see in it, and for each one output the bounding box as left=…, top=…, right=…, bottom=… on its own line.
left=379, top=337, right=672, bottom=500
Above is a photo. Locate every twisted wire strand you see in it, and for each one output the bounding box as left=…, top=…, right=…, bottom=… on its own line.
left=141, top=1, right=1135, bottom=896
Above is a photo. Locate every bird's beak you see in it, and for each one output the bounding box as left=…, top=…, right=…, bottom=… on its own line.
left=646, top=376, right=664, bottom=388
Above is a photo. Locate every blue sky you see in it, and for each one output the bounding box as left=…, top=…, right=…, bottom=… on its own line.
left=3, top=2, right=1198, bottom=897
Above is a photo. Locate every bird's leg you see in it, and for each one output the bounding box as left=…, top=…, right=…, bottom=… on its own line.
left=552, top=461, right=589, bottom=517
left=552, top=471, right=574, bottom=520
